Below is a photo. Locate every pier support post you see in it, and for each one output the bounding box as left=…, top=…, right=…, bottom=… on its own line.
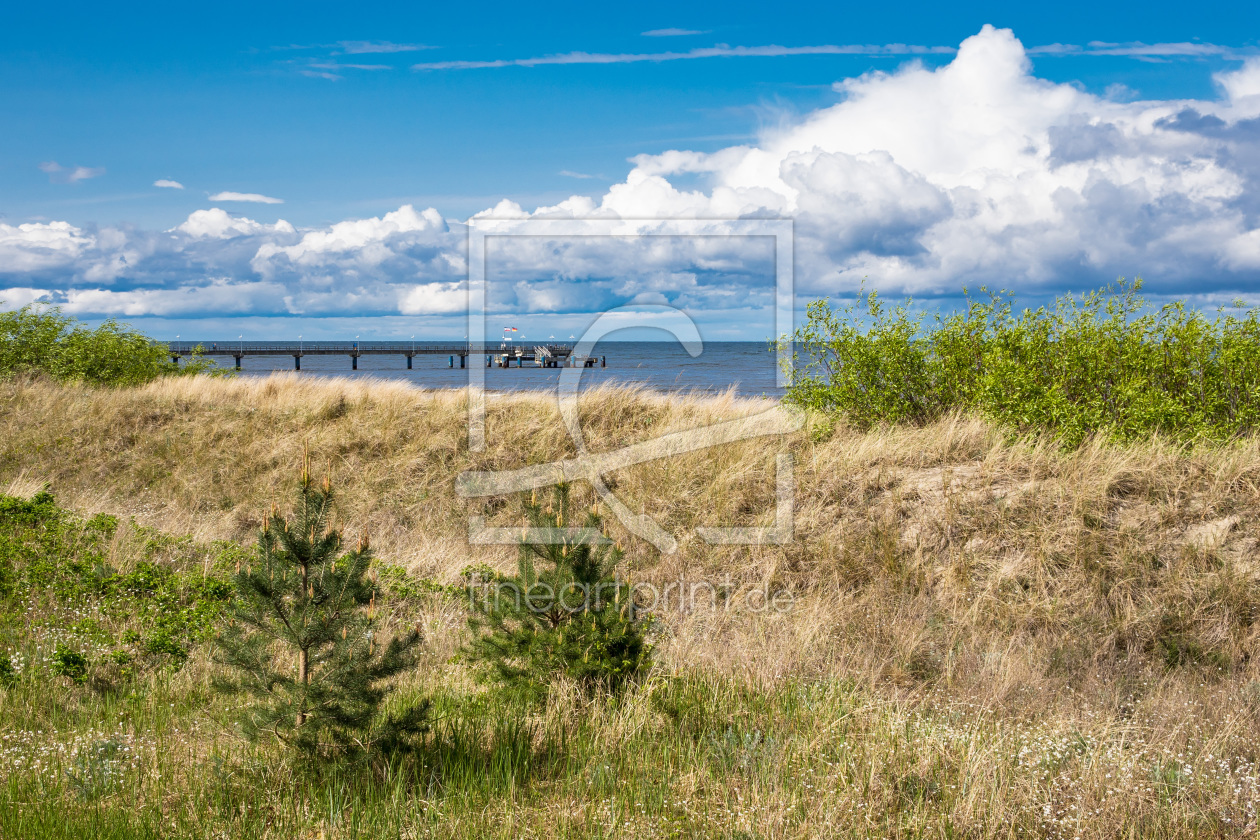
left=294, top=355, right=301, bottom=371
left=171, top=355, right=179, bottom=366
left=601, top=355, right=606, bottom=367
left=406, top=355, right=413, bottom=370
left=460, top=354, right=466, bottom=368
left=351, top=355, right=358, bottom=370
left=449, top=355, right=454, bottom=368
left=234, top=355, right=242, bottom=370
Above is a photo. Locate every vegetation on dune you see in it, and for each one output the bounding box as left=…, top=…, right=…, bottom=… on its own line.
left=4, top=371, right=1260, bottom=835
left=2, top=478, right=1260, bottom=837
left=464, top=483, right=653, bottom=701
left=0, top=490, right=240, bottom=685
left=0, top=303, right=213, bottom=386
left=784, top=279, right=1260, bottom=445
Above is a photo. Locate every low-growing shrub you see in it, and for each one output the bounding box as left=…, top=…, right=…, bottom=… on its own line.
left=783, top=279, right=1260, bottom=445
left=0, top=302, right=214, bottom=386
left=51, top=643, right=88, bottom=684
left=0, top=491, right=236, bottom=682
left=464, top=485, right=653, bottom=700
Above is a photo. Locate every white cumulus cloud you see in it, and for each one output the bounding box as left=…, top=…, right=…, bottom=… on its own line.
left=399, top=282, right=467, bottom=314
left=525, top=24, right=1260, bottom=297
left=0, top=221, right=95, bottom=272
left=154, top=179, right=185, bottom=189
left=176, top=208, right=295, bottom=240
left=252, top=205, right=450, bottom=274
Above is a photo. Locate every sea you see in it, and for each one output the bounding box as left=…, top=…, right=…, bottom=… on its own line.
left=199, top=341, right=785, bottom=398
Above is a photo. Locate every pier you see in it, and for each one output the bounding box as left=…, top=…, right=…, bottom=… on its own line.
left=165, top=341, right=605, bottom=371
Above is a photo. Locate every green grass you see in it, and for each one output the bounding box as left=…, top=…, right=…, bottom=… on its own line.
left=2, top=492, right=1259, bottom=838
left=0, top=492, right=241, bottom=683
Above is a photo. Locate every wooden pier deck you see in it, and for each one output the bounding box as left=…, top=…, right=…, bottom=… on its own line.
left=165, top=341, right=605, bottom=370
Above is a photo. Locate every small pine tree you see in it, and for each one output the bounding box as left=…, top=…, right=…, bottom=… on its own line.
left=214, top=458, right=428, bottom=758
left=465, top=484, right=652, bottom=700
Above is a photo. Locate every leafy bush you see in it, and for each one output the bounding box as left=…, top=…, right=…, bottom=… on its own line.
left=783, top=279, right=1260, bottom=446
left=0, top=302, right=214, bottom=386
left=51, top=642, right=89, bottom=683
left=465, top=485, right=653, bottom=700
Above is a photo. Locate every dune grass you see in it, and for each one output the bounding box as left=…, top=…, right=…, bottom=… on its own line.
left=2, top=374, right=1260, bottom=837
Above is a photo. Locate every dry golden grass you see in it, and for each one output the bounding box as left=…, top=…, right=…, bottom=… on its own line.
left=4, top=373, right=1260, bottom=837
left=4, top=373, right=1260, bottom=681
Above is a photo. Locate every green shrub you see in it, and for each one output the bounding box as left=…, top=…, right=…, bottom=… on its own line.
left=375, top=562, right=454, bottom=599
left=0, top=302, right=215, bottom=386
left=0, top=491, right=61, bottom=527
left=464, top=485, right=653, bottom=701
left=85, top=513, right=119, bottom=538
left=51, top=643, right=89, bottom=683
left=783, top=279, right=1260, bottom=446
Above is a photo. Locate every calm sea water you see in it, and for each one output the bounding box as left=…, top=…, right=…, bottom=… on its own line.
left=204, top=342, right=784, bottom=398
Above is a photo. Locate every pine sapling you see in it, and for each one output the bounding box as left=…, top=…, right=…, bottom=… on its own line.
left=213, top=457, right=428, bottom=758
left=465, top=484, right=652, bottom=700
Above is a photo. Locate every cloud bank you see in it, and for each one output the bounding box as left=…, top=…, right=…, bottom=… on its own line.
left=5, top=25, right=1260, bottom=331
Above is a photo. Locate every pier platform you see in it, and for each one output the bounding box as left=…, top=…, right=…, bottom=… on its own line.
left=165, top=341, right=605, bottom=371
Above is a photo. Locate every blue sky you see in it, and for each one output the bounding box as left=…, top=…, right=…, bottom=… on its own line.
left=2, top=2, right=1260, bottom=338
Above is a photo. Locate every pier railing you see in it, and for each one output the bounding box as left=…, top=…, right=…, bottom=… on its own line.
left=163, top=341, right=547, bottom=356
left=161, top=341, right=600, bottom=370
